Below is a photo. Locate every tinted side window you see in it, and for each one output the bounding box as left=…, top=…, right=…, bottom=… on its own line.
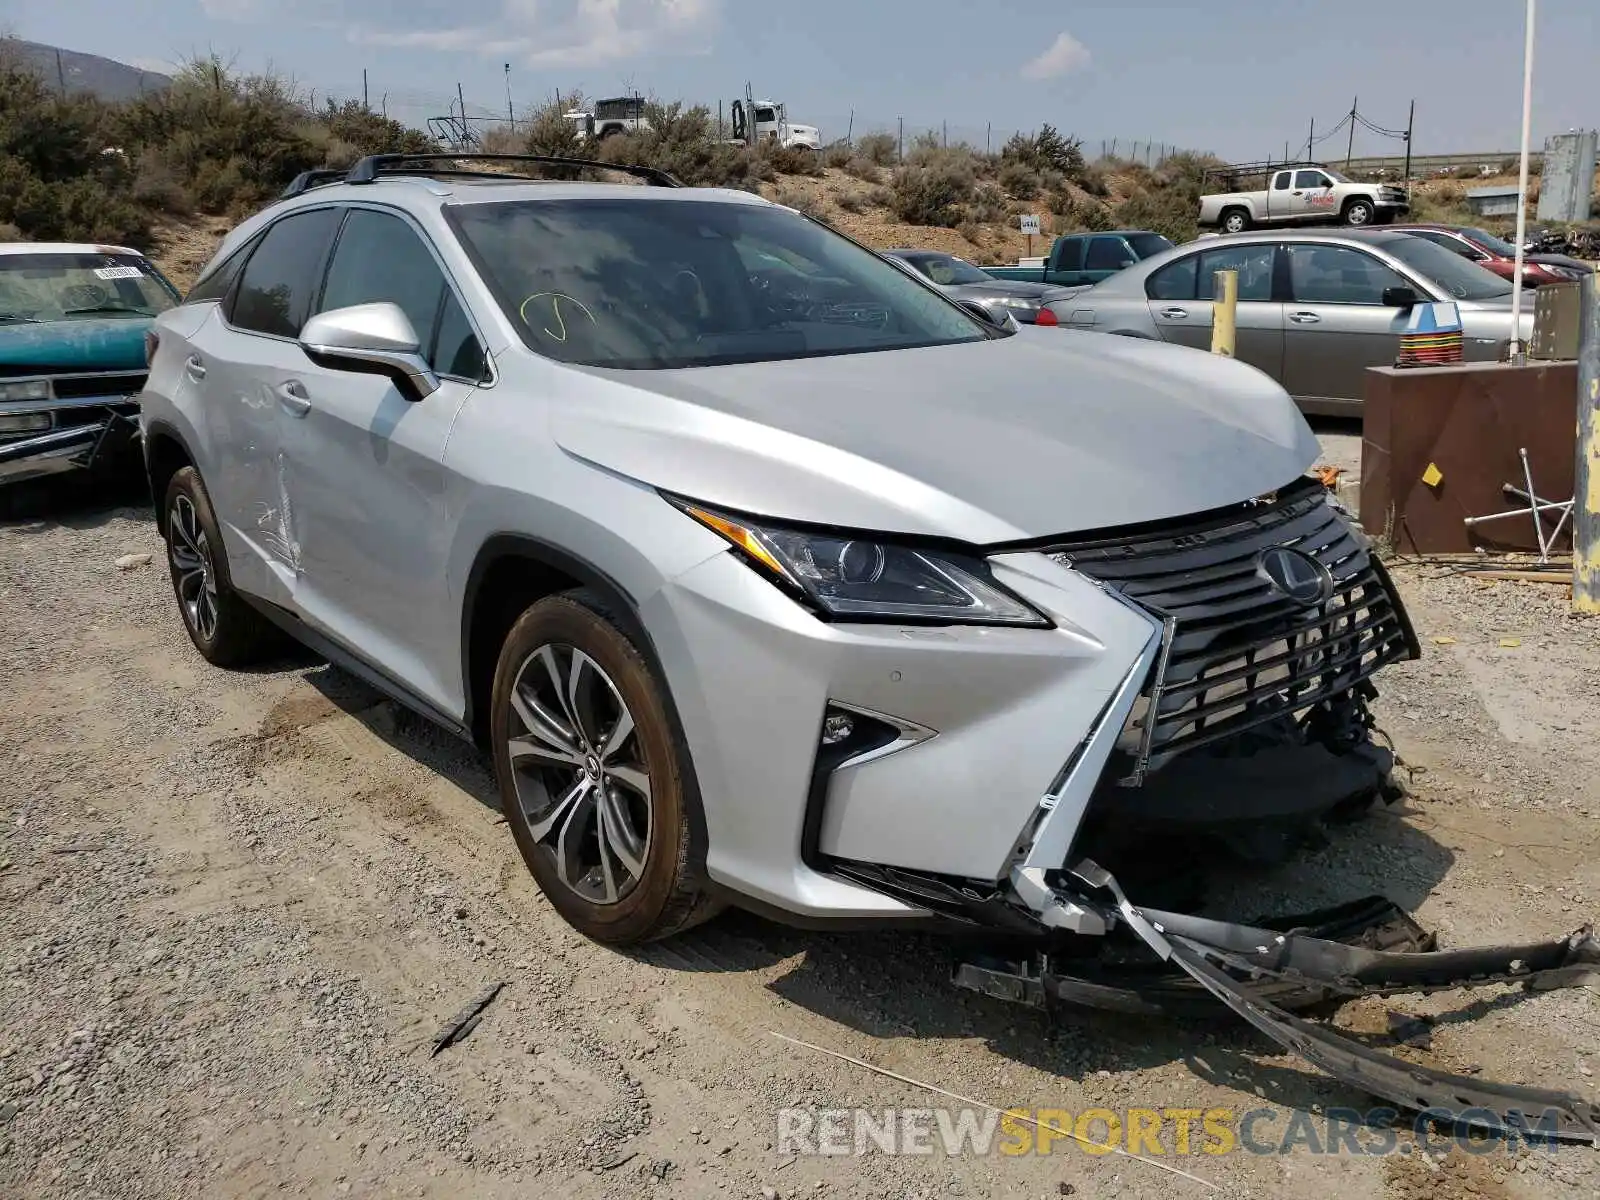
left=186, top=236, right=257, bottom=304
left=1294, top=170, right=1327, bottom=189
left=1085, top=237, right=1130, bottom=272
left=1146, top=255, right=1199, bottom=301
left=320, top=209, right=445, bottom=345
left=1197, top=244, right=1276, bottom=302
left=1272, top=172, right=1292, bottom=191
left=230, top=209, right=340, bottom=337
left=1287, top=245, right=1409, bottom=305
left=1053, top=238, right=1084, bottom=273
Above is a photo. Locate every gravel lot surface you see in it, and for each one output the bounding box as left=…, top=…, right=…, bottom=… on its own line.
left=2, top=475, right=1597, bottom=1200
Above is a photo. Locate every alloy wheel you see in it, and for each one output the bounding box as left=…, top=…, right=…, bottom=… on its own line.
left=506, top=643, right=652, bottom=905
left=168, top=494, right=219, bottom=642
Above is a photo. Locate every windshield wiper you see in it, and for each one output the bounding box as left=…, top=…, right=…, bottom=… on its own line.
left=62, top=305, right=153, bottom=317
left=0, top=313, right=42, bottom=324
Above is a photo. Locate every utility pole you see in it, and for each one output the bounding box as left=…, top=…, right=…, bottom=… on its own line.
left=362, top=69, right=368, bottom=110
left=504, top=63, right=513, bottom=124
left=1345, top=95, right=1358, bottom=169
left=1402, top=99, right=1416, bottom=192
left=1307, top=117, right=1314, bottom=160
left=1510, top=0, right=1536, bottom=361
left=897, top=116, right=904, bottom=163
left=54, top=49, right=66, bottom=95
left=1575, top=272, right=1599, bottom=612
left=457, top=81, right=468, bottom=147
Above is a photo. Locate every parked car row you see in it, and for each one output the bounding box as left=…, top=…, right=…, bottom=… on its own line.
left=1035, top=228, right=1532, bottom=415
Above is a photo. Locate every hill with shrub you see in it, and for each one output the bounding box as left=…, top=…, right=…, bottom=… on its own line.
left=3, top=42, right=1535, bottom=289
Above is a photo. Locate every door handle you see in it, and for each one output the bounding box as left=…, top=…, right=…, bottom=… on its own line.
left=1159, top=307, right=1188, bottom=319
left=275, top=380, right=312, bottom=416
left=184, top=355, right=206, bottom=381
left=1289, top=311, right=1322, bottom=324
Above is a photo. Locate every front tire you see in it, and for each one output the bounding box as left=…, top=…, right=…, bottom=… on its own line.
left=1343, top=198, right=1375, bottom=226
left=491, top=591, right=717, bottom=945
left=162, top=466, right=284, bottom=666
left=1221, top=208, right=1251, bottom=234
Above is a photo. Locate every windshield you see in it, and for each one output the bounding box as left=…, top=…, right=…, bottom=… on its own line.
left=1380, top=235, right=1514, bottom=301
left=1462, top=227, right=1518, bottom=257
left=0, top=252, right=178, bottom=323
left=901, top=253, right=992, bottom=286
left=1126, top=233, right=1175, bottom=259
left=448, top=198, right=993, bottom=369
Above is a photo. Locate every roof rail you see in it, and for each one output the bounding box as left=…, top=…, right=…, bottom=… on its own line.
left=280, top=168, right=349, bottom=198
left=344, top=153, right=682, bottom=188
left=1205, top=159, right=1331, bottom=179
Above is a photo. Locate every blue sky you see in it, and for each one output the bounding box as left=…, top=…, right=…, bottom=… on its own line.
left=7, top=0, right=1598, bottom=161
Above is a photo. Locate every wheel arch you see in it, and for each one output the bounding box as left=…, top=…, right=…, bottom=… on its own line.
left=143, top=419, right=197, bottom=535
left=460, top=534, right=661, bottom=749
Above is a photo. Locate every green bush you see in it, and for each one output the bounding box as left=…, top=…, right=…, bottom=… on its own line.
left=1001, top=124, right=1085, bottom=181
left=886, top=156, right=976, bottom=227
left=998, top=160, right=1041, bottom=200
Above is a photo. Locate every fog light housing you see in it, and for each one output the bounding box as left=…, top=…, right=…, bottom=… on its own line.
left=0, top=413, right=52, bottom=435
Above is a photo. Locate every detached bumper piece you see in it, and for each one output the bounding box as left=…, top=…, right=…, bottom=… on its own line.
left=958, top=861, right=1600, bottom=1145
left=0, top=410, right=140, bottom=484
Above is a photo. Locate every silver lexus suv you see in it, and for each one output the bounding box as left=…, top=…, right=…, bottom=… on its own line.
left=139, top=154, right=1417, bottom=947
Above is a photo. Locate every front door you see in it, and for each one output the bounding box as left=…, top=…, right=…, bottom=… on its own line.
left=1286, top=169, right=1339, bottom=220
left=190, top=206, right=342, bottom=605
left=1280, top=242, right=1414, bottom=411
left=1145, top=242, right=1286, bottom=383
left=278, top=206, right=492, bottom=712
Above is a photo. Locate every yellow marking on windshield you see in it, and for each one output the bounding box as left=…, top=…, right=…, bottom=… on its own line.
left=518, top=292, right=597, bottom=342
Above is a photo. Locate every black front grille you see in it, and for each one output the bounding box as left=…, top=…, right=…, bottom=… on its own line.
left=1050, top=479, right=1418, bottom=782
left=51, top=372, right=146, bottom=400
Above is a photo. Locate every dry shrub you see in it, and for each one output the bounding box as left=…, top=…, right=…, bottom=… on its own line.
left=998, top=159, right=1041, bottom=199
left=842, top=156, right=881, bottom=184
left=886, top=155, right=976, bottom=227
left=855, top=132, right=897, bottom=166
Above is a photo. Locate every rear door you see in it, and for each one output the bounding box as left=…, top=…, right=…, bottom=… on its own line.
left=1046, top=237, right=1085, bottom=285
left=1281, top=242, right=1414, bottom=410
left=278, top=205, right=492, bottom=708
left=187, top=206, right=342, bottom=605
left=1145, top=241, right=1285, bottom=382
left=1264, top=171, right=1294, bottom=220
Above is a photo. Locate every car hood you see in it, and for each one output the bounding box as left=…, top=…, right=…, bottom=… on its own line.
left=0, top=317, right=153, bottom=375
left=550, top=330, right=1320, bottom=544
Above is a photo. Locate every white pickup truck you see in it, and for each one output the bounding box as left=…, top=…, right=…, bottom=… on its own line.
left=1199, top=163, right=1410, bottom=233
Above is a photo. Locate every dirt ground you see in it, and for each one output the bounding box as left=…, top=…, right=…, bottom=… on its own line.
left=2, top=457, right=1598, bottom=1200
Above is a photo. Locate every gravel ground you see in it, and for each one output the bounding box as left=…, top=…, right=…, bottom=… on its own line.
left=2, top=481, right=1598, bottom=1200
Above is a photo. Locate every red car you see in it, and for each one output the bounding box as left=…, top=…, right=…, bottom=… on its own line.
left=1388, top=223, right=1593, bottom=286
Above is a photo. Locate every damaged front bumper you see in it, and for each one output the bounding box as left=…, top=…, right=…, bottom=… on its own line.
left=958, top=859, right=1600, bottom=1145
left=0, top=405, right=141, bottom=485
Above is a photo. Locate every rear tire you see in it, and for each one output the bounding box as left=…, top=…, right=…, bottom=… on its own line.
left=1220, top=208, right=1251, bottom=234
left=491, top=590, right=719, bottom=945
left=162, top=467, right=285, bottom=666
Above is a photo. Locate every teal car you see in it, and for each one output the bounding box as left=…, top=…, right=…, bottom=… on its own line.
left=0, top=242, right=181, bottom=485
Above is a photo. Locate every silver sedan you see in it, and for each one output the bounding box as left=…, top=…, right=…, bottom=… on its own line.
left=1041, top=228, right=1535, bottom=416
left=882, top=249, right=1062, bottom=324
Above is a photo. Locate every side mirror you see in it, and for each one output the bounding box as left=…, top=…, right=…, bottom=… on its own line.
left=298, top=302, right=440, bottom=401
left=1382, top=286, right=1421, bottom=309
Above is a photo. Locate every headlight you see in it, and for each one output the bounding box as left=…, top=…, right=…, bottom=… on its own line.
left=0, top=379, right=52, bottom=403
left=678, top=503, right=1051, bottom=627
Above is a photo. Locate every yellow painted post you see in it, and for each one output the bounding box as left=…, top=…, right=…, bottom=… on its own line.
left=1211, top=269, right=1238, bottom=358
left=1575, top=271, right=1600, bottom=612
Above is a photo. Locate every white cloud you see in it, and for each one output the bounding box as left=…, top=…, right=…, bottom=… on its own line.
left=1022, top=31, right=1090, bottom=81
left=354, top=0, right=716, bottom=67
